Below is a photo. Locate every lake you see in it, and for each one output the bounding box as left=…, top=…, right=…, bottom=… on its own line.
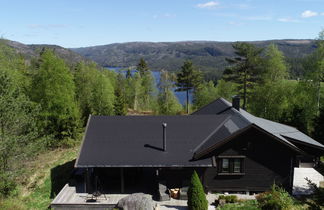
left=106, top=67, right=192, bottom=105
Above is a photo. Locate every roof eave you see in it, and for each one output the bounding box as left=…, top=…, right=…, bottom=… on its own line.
left=193, top=124, right=306, bottom=159
left=74, top=114, right=92, bottom=168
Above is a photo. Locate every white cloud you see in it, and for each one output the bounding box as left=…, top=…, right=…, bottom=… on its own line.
left=196, top=1, right=220, bottom=9
left=301, top=10, right=318, bottom=18
left=277, top=17, right=300, bottom=23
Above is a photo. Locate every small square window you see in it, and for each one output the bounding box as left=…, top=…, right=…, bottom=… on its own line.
left=221, top=158, right=229, bottom=173
left=233, top=159, right=241, bottom=173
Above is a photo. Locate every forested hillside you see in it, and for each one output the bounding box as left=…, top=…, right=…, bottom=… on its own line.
left=72, top=39, right=316, bottom=79
left=1, top=32, right=324, bottom=209
left=3, top=39, right=88, bottom=66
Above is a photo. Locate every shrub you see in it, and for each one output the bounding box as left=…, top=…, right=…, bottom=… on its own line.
left=0, top=172, right=16, bottom=197
left=217, top=200, right=260, bottom=210
left=187, top=170, right=208, bottom=210
left=256, top=184, right=294, bottom=210
left=218, top=195, right=239, bottom=203
left=306, top=178, right=324, bottom=207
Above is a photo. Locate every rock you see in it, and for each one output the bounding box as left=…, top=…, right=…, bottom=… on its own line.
left=117, top=193, right=154, bottom=210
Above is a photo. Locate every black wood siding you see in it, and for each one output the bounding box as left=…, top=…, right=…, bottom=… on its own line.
left=203, top=127, right=297, bottom=192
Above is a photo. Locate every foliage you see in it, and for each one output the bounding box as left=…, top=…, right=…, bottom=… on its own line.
left=137, top=58, right=149, bottom=76
left=217, top=200, right=260, bottom=210
left=176, top=60, right=203, bottom=114
left=303, top=38, right=324, bottom=112
left=261, top=44, right=288, bottom=82
left=157, top=70, right=182, bottom=115
left=0, top=43, right=40, bottom=197
left=312, top=107, right=324, bottom=144
left=218, top=195, right=238, bottom=203
left=215, top=79, right=238, bottom=101
left=223, top=42, right=263, bottom=109
left=193, top=81, right=218, bottom=109
left=306, top=178, right=324, bottom=208
left=114, top=73, right=128, bottom=115
left=187, top=170, right=208, bottom=210
left=280, top=81, right=317, bottom=134
left=256, top=184, right=295, bottom=210
left=74, top=62, right=97, bottom=123
left=140, top=70, right=157, bottom=111
left=90, top=70, right=115, bottom=115
left=193, top=79, right=237, bottom=110
left=31, top=49, right=80, bottom=144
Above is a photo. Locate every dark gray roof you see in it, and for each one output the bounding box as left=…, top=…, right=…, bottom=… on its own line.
left=75, top=115, right=230, bottom=167
left=193, top=98, right=324, bottom=157
left=76, top=98, right=324, bottom=168
left=192, top=97, right=232, bottom=115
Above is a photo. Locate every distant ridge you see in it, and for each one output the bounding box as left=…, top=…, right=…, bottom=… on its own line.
left=71, top=39, right=316, bottom=77
left=2, top=39, right=88, bottom=66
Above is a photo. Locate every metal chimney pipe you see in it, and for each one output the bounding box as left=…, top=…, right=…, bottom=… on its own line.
left=162, top=123, right=167, bottom=152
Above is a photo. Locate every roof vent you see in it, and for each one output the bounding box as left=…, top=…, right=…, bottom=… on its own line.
left=162, top=123, right=167, bottom=152
left=232, top=95, right=240, bottom=111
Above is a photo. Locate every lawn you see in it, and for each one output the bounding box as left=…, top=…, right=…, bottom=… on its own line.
left=0, top=145, right=79, bottom=210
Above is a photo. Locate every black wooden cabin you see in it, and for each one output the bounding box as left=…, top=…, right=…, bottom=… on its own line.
left=74, top=97, right=324, bottom=195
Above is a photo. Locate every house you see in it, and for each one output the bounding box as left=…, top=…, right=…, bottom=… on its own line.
left=52, top=97, right=324, bottom=208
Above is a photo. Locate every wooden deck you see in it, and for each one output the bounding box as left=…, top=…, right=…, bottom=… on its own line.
left=51, top=184, right=130, bottom=209
left=51, top=184, right=256, bottom=209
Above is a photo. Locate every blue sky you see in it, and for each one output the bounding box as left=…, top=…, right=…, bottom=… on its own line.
left=1, top=0, right=324, bottom=48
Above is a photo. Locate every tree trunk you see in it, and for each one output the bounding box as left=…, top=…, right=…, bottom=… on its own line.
left=186, top=89, right=189, bottom=114
left=317, top=81, right=321, bottom=115
left=243, top=73, right=247, bottom=110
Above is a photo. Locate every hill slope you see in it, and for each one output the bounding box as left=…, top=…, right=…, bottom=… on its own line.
left=2, top=39, right=88, bottom=66
left=72, top=40, right=316, bottom=77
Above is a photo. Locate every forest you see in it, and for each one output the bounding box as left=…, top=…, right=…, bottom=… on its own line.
left=0, top=30, right=324, bottom=208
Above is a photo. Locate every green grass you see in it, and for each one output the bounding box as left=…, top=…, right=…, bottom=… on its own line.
left=216, top=200, right=260, bottom=210
left=0, top=145, right=79, bottom=210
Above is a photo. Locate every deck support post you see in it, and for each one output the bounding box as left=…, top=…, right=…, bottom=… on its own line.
left=120, top=168, right=125, bottom=193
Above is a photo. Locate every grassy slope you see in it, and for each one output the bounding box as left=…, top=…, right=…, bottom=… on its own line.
left=0, top=145, right=79, bottom=210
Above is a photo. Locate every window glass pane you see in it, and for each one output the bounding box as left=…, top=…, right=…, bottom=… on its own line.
left=234, top=159, right=241, bottom=173
left=222, top=159, right=229, bottom=172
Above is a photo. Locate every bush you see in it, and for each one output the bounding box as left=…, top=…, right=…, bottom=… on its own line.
left=256, top=184, right=294, bottom=210
left=306, top=178, right=324, bottom=208
left=218, top=195, right=238, bottom=203
left=0, top=172, right=16, bottom=197
left=187, top=170, right=208, bottom=210
left=217, top=200, right=260, bottom=210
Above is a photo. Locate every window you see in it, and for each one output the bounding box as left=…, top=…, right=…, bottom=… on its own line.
left=221, top=158, right=229, bottom=173
left=233, top=159, right=241, bottom=173
left=217, top=157, right=244, bottom=175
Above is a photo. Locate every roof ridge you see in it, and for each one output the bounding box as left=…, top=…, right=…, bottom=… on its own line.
left=192, top=115, right=232, bottom=154
left=191, top=97, right=230, bottom=115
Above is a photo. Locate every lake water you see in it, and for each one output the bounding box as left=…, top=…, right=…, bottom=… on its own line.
left=106, top=67, right=192, bottom=105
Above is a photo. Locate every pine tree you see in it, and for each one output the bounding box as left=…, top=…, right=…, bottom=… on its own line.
left=187, top=170, right=208, bottom=210
left=176, top=61, right=202, bottom=114
left=114, top=73, right=127, bottom=115
left=137, top=58, right=149, bottom=76
left=223, top=42, right=263, bottom=110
